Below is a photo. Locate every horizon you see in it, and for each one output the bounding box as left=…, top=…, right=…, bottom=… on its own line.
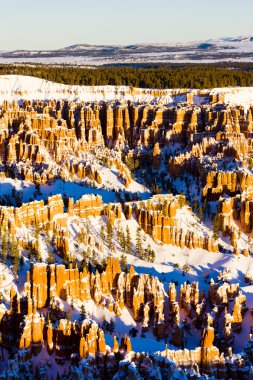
left=1, top=34, right=253, bottom=52
left=1, top=0, right=253, bottom=50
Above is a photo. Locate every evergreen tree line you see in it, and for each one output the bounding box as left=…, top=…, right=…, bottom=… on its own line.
left=1, top=64, right=253, bottom=88
left=0, top=230, right=24, bottom=272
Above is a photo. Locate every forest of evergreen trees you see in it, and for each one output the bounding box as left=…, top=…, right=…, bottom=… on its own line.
left=1, top=64, right=253, bottom=88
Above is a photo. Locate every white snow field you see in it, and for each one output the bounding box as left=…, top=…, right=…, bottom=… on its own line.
left=0, top=75, right=253, bottom=108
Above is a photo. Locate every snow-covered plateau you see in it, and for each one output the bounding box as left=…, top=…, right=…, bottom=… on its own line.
left=0, top=74, right=253, bottom=109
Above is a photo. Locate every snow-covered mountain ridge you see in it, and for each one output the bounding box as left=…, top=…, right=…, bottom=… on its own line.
left=1, top=36, right=253, bottom=64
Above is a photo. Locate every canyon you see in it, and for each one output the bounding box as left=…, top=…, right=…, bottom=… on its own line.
left=0, top=75, right=253, bottom=379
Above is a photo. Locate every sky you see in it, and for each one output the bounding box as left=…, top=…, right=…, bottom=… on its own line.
left=1, top=0, right=253, bottom=50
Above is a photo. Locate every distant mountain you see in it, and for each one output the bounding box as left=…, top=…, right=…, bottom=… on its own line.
left=0, top=36, right=253, bottom=65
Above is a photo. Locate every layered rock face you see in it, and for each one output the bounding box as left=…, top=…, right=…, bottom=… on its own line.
left=0, top=194, right=64, bottom=233
left=2, top=101, right=104, bottom=162
left=1, top=257, right=251, bottom=379
left=218, top=190, right=253, bottom=239
left=0, top=101, right=122, bottom=187
left=153, top=102, right=253, bottom=253
left=165, top=105, right=253, bottom=204
left=2, top=99, right=253, bottom=248
left=1, top=100, right=252, bottom=184
left=124, top=194, right=218, bottom=252
left=0, top=192, right=218, bottom=258
left=202, top=170, right=253, bottom=198
left=20, top=259, right=165, bottom=330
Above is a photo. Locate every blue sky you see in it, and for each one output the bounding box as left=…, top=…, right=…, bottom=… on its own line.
left=1, top=0, right=253, bottom=50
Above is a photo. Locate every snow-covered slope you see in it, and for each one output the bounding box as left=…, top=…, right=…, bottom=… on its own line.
left=211, top=87, right=253, bottom=109
left=1, top=75, right=253, bottom=108
left=0, top=75, right=176, bottom=104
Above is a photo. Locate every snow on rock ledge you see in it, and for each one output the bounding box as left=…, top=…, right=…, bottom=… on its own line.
left=0, top=75, right=253, bottom=108
left=211, top=87, right=253, bottom=110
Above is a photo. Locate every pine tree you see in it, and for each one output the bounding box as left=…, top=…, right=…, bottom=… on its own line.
left=35, top=240, right=42, bottom=262
left=1, top=232, right=7, bottom=264
left=19, top=255, right=24, bottom=270
left=35, top=223, right=40, bottom=241
left=85, top=221, right=90, bottom=236
left=118, top=227, right=126, bottom=253
left=8, top=234, right=20, bottom=271
left=143, top=244, right=156, bottom=263
left=77, top=231, right=86, bottom=244
left=183, top=264, right=190, bottom=273
left=1, top=65, right=253, bottom=90
left=100, top=225, right=105, bottom=241
left=101, top=258, right=107, bottom=270
left=149, top=249, right=156, bottom=263
left=126, top=226, right=132, bottom=255
left=106, top=220, right=113, bottom=249
left=92, top=249, right=97, bottom=261
left=47, top=249, right=55, bottom=265
left=79, top=304, right=86, bottom=322
left=102, top=318, right=109, bottom=332
left=80, top=258, right=87, bottom=271
left=116, top=225, right=120, bottom=243
left=13, top=252, right=20, bottom=273
left=9, top=234, right=18, bottom=259
left=136, top=226, right=144, bottom=258
left=120, top=253, right=127, bottom=272
left=108, top=318, right=115, bottom=334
